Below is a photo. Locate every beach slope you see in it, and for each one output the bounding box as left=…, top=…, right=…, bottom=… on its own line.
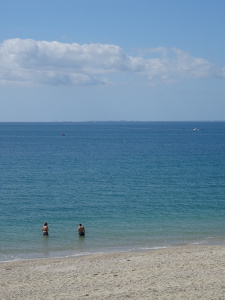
left=1, top=245, right=225, bottom=299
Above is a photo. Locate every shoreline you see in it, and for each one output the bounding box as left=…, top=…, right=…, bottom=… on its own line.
left=2, top=237, right=225, bottom=264
left=1, top=244, right=225, bottom=299
left=0, top=245, right=169, bottom=264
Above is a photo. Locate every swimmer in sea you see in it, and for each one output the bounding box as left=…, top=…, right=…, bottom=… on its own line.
left=78, top=224, right=85, bottom=237
left=42, top=222, right=49, bottom=236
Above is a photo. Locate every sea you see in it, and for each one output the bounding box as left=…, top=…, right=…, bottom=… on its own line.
left=1, top=121, right=225, bottom=262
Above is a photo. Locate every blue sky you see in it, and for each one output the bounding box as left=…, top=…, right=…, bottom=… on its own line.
left=0, top=0, right=225, bottom=121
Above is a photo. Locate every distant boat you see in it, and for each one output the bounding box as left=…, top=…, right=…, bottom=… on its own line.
left=193, top=128, right=199, bottom=131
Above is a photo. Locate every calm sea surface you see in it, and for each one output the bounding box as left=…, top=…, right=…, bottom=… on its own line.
left=1, top=122, right=225, bottom=262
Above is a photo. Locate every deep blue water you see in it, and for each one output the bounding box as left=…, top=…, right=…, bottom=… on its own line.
left=1, top=122, right=225, bottom=261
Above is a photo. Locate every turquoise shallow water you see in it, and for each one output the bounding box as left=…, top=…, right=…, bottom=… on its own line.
left=1, top=122, right=225, bottom=261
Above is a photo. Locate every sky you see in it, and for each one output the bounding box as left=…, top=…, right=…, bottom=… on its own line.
left=0, top=0, right=225, bottom=122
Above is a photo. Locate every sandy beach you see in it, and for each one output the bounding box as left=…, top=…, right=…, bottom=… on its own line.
left=1, top=245, right=225, bottom=300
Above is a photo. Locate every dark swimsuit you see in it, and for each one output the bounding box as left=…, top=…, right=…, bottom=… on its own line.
left=79, top=232, right=85, bottom=237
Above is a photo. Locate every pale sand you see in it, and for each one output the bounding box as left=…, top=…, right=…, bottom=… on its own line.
left=1, top=245, right=225, bottom=300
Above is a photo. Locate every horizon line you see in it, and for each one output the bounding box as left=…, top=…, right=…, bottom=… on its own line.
left=0, top=120, right=224, bottom=123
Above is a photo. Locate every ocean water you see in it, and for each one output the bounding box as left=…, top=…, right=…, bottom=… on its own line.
left=1, top=121, right=225, bottom=262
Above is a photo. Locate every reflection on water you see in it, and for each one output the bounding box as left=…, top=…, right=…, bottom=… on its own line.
left=77, top=235, right=86, bottom=252
left=42, top=235, right=50, bottom=257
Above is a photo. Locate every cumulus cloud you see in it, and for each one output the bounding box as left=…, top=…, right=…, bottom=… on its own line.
left=0, top=38, right=223, bottom=86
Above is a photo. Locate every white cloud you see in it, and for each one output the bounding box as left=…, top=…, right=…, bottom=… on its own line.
left=0, top=38, right=223, bottom=86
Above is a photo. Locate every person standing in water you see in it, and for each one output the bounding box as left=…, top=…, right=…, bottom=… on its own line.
left=42, top=222, right=49, bottom=236
left=78, top=224, right=85, bottom=236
